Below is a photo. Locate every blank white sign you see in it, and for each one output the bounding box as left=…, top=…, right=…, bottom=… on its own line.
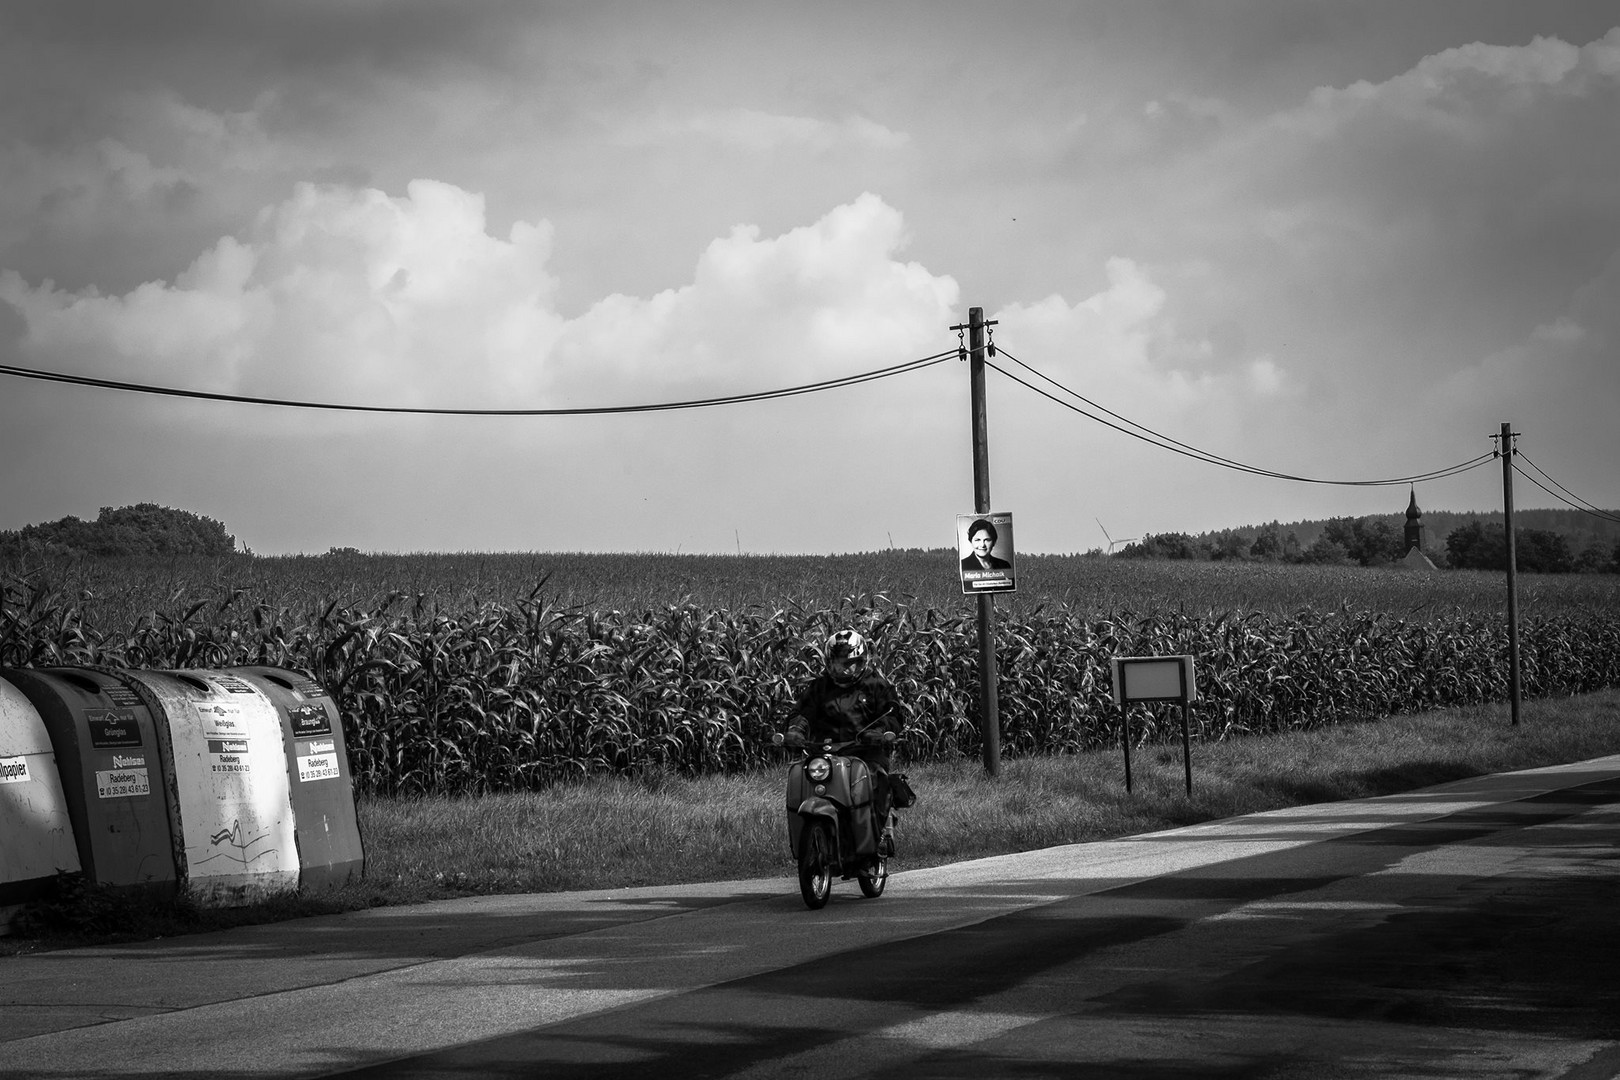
left=1110, top=655, right=1197, bottom=704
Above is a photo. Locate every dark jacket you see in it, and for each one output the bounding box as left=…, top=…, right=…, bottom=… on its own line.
left=786, top=670, right=905, bottom=767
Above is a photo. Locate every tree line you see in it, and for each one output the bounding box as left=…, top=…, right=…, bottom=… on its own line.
left=0, top=504, right=238, bottom=559
left=3, top=504, right=1614, bottom=574
left=1118, top=516, right=1619, bottom=574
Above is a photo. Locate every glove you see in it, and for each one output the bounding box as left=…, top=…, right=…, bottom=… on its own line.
left=783, top=730, right=805, bottom=750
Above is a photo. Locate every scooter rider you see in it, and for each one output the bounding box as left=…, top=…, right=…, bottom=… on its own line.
left=783, top=629, right=906, bottom=851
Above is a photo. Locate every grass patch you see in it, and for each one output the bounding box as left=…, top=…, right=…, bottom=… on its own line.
left=5, top=690, right=1618, bottom=955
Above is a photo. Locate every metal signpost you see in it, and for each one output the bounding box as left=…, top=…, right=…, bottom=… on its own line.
left=1109, top=655, right=1199, bottom=795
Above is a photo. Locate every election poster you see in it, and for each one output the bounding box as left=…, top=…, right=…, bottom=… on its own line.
left=957, top=511, right=1016, bottom=594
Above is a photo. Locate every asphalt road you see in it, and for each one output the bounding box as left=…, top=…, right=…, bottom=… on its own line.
left=5, top=755, right=1619, bottom=1080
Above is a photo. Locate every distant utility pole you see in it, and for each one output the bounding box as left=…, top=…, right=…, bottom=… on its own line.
left=954, top=306, right=1002, bottom=777
left=1498, top=421, right=1522, bottom=726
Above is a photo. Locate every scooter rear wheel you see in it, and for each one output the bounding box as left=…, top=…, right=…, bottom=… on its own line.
left=798, top=820, right=834, bottom=909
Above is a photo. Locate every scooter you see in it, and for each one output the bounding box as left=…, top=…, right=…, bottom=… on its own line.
left=772, top=727, right=900, bottom=909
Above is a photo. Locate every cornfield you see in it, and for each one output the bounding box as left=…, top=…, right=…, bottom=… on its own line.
left=3, top=553, right=1618, bottom=796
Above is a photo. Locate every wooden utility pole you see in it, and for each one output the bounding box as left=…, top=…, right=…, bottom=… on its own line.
left=967, top=307, right=1002, bottom=776
left=1500, top=421, right=1522, bottom=726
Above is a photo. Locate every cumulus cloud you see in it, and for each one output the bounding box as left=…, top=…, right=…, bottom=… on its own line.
left=1253, top=27, right=1620, bottom=271
left=550, top=193, right=953, bottom=398
left=1310, top=30, right=1617, bottom=119
left=1129, top=25, right=1620, bottom=436
left=0, top=89, right=313, bottom=293
left=991, top=257, right=1290, bottom=427
left=1, top=180, right=560, bottom=406
left=0, top=185, right=957, bottom=416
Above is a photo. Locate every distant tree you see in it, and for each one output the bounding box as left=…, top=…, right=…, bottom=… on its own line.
left=1358, top=518, right=1403, bottom=566
left=0, top=504, right=236, bottom=558
left=1207, top=529, right=1250, bottom=562
left=1516, top=528, right=1573, bottom=574
left=1117, top=533, right=1204, bottom=560
left=1253, top=526, right=1306, bottom=563
left=1573, top=542, right=1614, bottom=574
left=1319, top=516, right=1404, bottom=567
left=1248, top=524, right=1284, bottom=562
left=1445, top=521, right=1574, bottom=573
left=1446, top=521, right=1502, bottom=570
left=1300, top=535, right=1352, bottom=565
left=1282, top=530, right=1304, bottom=562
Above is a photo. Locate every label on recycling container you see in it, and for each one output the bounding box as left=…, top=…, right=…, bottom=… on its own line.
left=199, top=701, right=246, bottom=737
left=206, top=735, right=251, bottom=775
left=96, top=766, right=151, bottom=798
left=87, top=709, right=143, bottom=749
left=0, top=756, right=30, bottom=785
left=287, top=676, right=329, bottom=699
left=297, top=752, right=341, bottom=783
left=104, top=685, right=142, bottom=707
left=288, top=703, right=332, bottom=738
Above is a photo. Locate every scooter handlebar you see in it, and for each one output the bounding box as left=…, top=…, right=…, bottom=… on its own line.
left=797, top=732, right=901, bottom=756
left=771, top=721, right=901, bottom=754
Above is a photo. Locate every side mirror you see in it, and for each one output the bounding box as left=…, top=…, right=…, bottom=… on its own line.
left=771, top=733, right=785, bottom=746
left=882, top=730, right=897, bottom=744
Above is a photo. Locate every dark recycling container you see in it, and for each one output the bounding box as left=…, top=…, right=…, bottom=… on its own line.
left=120, top=669, right=299, bottom=905
left=0, top=674, right=80, bottom=927
left=0, top=667, right=177, bottom=896
left=227, top=666, right=364, bottom=889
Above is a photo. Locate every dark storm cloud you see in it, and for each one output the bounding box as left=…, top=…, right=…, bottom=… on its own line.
left=2, top=0, right=539, bottom=76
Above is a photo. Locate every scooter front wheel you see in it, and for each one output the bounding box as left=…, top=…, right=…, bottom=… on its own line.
left=857, top=857, right=887, bottom=898
left=798, top=820, right=834, bottom=909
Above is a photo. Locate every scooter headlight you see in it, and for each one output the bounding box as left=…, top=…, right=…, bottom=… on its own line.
left=807, top=757, right=831, bottom=782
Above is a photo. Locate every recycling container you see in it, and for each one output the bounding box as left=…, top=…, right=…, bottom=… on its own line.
left=227, top=666, right=364, bottom=889
left=0, top=667, right=177, bottom=896
left=0, top=674, right=81, bottom=930
left=121, top=670, right=299, bottom=905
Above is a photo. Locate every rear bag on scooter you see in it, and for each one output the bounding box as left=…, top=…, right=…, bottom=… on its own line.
left=889, top=773, right=917, bottom=809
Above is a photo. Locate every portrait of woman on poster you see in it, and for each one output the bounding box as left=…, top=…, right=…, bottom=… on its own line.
left=960, top=518, right=1011, bottom=571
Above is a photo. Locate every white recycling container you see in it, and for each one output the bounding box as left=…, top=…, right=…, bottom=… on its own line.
left=122, top=670, right=298, bottom=905
left=0, top=674, right=82, bottom=931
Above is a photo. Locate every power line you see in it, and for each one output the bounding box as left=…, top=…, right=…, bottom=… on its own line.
left=0, top=350, right=957, bottom=416
left=995, top=345, right=1272, bottom=475
left=986, top=344, right=1495, bottom=487
left=1514, top=452, right=1620, bottom=520
left=1511, top=457, right=1620, bottom=526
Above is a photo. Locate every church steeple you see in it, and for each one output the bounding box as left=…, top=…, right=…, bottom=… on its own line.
left=1404, top=486, right=1425, bottom=554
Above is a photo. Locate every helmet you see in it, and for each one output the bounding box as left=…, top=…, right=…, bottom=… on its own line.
left=824, top=629, right=868, bottom=685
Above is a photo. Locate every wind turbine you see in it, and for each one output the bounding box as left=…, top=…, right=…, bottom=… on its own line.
left=1096, top=518, right=1139, bottom=554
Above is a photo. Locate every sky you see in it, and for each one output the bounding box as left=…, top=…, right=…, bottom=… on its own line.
left=1, top=0, right=1617, bottom=557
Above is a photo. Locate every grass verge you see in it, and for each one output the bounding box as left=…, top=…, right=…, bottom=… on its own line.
left=6, top=689, right=1619, bottom=955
